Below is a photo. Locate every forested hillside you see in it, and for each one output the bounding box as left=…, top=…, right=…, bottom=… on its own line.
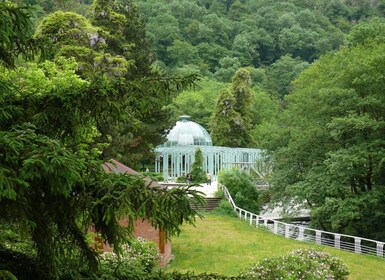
left=18, top=0, right=384, bottom=81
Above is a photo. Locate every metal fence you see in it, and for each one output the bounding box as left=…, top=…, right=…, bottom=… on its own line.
left=221, top=184, right=384, bottom=258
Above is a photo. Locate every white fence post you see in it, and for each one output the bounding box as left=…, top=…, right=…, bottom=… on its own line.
left=377, top=242, right=384, bottom=257
left=285, top=224, right=290, bottom=238
left=298, top=227, right=304, bottom=241
left=335, top=234, right=341, bottom=249
left=255, top=215, right=259, bottom=227
left=355, top=238, right=361, bottom=254
left=316, top=231, right=321, bottom=244
left=273, top=221, right=278, bottom=234
left=264, top=218, right=268, bottom=227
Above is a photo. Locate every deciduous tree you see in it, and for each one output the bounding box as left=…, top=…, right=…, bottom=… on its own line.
left=268, top=19, right=385, bottom=240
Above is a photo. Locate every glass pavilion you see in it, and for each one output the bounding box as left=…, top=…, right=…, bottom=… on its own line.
left=155, top=116, right=266, bottom=181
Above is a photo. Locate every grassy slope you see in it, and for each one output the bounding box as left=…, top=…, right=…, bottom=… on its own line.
left=168, top=214, right=385, bottom=279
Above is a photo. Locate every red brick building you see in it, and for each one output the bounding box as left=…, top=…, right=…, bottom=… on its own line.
left=99, top=159, right=172, bottom=265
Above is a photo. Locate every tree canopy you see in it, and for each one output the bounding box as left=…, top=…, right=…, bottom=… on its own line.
left=210, top=68, right=254, bottom=147
left=267, top=19, right=385, bottom=240
left=0, top=2, right=203, bottom=278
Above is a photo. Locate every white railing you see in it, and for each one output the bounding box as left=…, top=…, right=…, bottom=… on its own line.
left=221, top=184, right=384, bottom=258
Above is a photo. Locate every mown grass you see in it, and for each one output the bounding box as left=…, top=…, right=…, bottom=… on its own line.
left=168, top=214, right=385, bottom=279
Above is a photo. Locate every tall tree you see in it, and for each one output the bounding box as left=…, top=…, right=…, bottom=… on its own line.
left=267, top=19, right=385, bottom=240
left=265, top=54, right=309, bottom=99
left=0, top=2, right=203, bottom=278
left=36, top=0, right=199, bottom=168
left=210, top=68, right=254, bottom=147
left=190, top=148, right=207, bottom=183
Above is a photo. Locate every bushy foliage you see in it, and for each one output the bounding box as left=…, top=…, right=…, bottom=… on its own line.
left=267, top=19, right=385, bottom=240
left=240, top=249, right=349, bottom=280
left=190, top=148, right=207, bottom=183
left=218, top=169, right=260, bottom=213
left=99, top=239, right=160, bottom=279
left=0, top=270, right=17, bottom=280
left=0, top=2, right=203, bottom=278
left=176, top=176, right=186, bottom=183
left=160, top=271, right=234, bottom=279
left=212, top=200, right=237, bottom=217
left=210, top=68, right=254, bottom=147
left=142, top=172, right=164, bottom=182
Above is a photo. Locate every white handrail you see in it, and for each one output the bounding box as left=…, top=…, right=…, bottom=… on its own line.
left=219, top=184, right=384, bottom=258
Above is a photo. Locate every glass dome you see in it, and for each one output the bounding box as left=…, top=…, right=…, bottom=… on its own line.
left=161, top=115, right=213, bottom=147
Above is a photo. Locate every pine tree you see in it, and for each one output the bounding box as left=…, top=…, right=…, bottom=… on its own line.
left=210, top=68, right=254, bottom=147
left=190, top=148, right=207, bottom=183
left=0, top=2, right=203, bottom=278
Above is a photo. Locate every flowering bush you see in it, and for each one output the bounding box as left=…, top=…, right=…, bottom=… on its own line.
left=240, top=249, right=349, bottom=280
left=99, top=238, right=160, bottom=279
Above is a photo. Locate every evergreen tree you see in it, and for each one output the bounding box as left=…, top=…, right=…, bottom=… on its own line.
left=190, top=148, right=207, bottom=183
left=35, top=0, right=199, bottom=169
left=0, top=2, right=36, bottom=67
left=0, top=2, right=203, bottom=278
left=210, top=68, right=254, bottom=147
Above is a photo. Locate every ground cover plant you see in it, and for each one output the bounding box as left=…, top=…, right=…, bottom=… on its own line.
left=240, top=249, right=349, bottom=279
left=168, top=214, right=385, bottom=280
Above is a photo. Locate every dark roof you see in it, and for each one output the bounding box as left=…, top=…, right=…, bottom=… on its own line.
left=102, top=159, right=164, bottom=188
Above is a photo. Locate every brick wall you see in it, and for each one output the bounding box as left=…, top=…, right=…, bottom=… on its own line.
left=92, top=218, right=173, bottom=266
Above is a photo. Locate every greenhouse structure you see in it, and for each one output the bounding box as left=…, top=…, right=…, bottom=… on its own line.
left=154, top=116, right=268, bottom=181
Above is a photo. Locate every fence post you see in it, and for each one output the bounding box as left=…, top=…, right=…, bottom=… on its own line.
left=244, top=211, right=248, bottom=221
left=335, top=234, right=341, bottom=249
left=264, top=218, right=268, bottom=227
left=315, top=231, right=321, bottom=244
left=298, top=227, right=304, bottom=241
left=239, top=209, right=242, bottom=219
left=355, top=238, right=361, bottom=254
left=250, top=214, right=253, bottom=225
left=377, top=242, right=384, bottom=257
left=285, top=224, right=290, bottom=238
left=255, top=216, right=259, bottom=227
left=273, top=221, right=278, bottom=234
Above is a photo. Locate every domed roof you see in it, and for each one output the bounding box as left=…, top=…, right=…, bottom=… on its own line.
left=161, top=116, right=213, bottom=147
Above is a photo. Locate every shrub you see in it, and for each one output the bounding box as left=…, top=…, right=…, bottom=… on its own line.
left=218, top=169, right=260, bottom=213
left=176, top=176, right=186, bottom=183
left=240, top=249, right=350, bottom=280
left=99, top=238, right=160, bottom=279
left=212, top=200, right=237, bottom=217
left=190, top=148, right=207, bottom=183
left=142, top=172, right=164, bottom=182
left=157, top=271, right=234, bottom=279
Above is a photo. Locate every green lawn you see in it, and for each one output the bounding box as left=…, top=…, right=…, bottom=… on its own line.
left=168, top=214, right=385, bottom=279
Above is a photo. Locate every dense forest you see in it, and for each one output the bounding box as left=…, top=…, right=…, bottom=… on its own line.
left=2, top=0, right=385, bottom=278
